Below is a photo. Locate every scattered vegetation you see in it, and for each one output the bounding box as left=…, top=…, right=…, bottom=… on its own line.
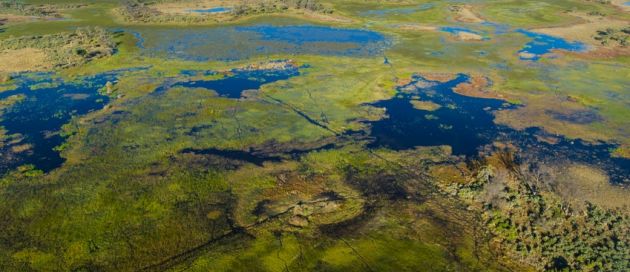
left=442, top=151, right=630, bottom=271
left=0, top=27, right=115, bottom=70
left=118, top=0, right=333, bottom=24
left=0, top=0, right=60, bottom=17
left=594, top=26, right=630, bottom=47
left=232, top=0, right=333, bottom=16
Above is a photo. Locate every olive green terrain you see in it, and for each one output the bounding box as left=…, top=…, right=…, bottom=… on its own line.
left=0, top=0, right=629, bottom=271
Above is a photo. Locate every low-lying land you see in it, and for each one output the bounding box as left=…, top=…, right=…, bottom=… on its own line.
left=0, top=0, right=628, bottom=271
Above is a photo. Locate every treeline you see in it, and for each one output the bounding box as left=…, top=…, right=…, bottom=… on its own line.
left=0, top=27, right=116, bottom=69
left=449, top=152, right=630, bottom=271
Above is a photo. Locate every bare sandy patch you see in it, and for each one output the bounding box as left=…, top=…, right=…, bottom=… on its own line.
left=450, top=5, right=483, bottom=23
left=454, top=31, right=483, bottom=41
left=397, top=24, right=437, bottom=32
left=533, top=13, right=628, bottom=47
left=0, top=48, right=51, bottom=73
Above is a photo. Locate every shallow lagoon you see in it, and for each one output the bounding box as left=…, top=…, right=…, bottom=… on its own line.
left=131, top=24, right=390, bottom=61
left=189, top=7, right=231, bottom=14
left=516, top=29, right=587, bottom=61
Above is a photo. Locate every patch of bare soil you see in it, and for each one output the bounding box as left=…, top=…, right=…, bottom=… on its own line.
left=449, top=5, right=483, bottom=23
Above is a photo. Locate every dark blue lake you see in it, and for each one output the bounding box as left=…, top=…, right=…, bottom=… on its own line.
left=366, top=74, right=509, bottom=155
left=132, top=24, right=390, bottom=61
left=364, top=74, right=630, bottom=183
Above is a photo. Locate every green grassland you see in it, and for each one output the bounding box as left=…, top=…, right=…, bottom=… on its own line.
left=0, top=0, right=629, bottom=271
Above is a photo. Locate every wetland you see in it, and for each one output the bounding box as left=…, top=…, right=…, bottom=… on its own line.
left=0, top=0, right=629, bottom=271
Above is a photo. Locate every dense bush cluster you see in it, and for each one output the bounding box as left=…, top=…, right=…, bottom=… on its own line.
left=0, top=27, right=116, bottom=68
left=594, top=27, right=630, bottom=47
left=453, top=153, right=630, bottom=271
left=0, top=0, right=60, bottom=17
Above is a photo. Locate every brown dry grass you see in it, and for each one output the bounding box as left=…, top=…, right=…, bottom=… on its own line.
left=494, top=94, right=615, bottom=144
left=453, top=75, right=506, bottom=100
left=555, top=163, right=630, bottom=211
left=453, top=5, right=483, bottom=23
left=0, top=14, right=38, bottom=23
left=0, top=48, right=51, bottom=73
left=533, top=13, right=629, bottom=47
left=409, top=100, right=441, bottom=111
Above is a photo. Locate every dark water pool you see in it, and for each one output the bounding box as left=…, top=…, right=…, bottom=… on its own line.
left=131, top=24, right=390, bottom=61
left=166, top=62, right=300, bottom=98
left=364, top=74, right=630, bottom=183
left=366, top=74, right=509, bottom=155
